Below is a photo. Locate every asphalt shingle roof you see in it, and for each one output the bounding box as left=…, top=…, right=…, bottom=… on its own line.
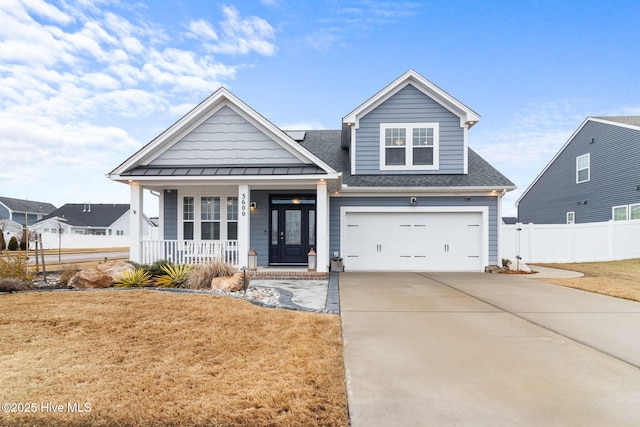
left=0, top=196, right=56, bottom=214
left=40, top=204, right=129, bottom=228
left=299, top=130, right=515, bottom=188
left=593, top=116, right=640, bottom=127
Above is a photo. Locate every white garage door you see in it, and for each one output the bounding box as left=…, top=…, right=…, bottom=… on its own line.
left=344, top=211, right=483, bottom=271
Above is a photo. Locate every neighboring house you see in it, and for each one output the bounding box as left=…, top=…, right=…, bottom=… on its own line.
left=517, top=116, right=640, bottom=224
left=0, top=219, right=23, bottom=242
left=0, top=196, right=56, bottom=225
left=32, top=203, right=154, bottom=236
left=108, top=70, right=515, bottom=272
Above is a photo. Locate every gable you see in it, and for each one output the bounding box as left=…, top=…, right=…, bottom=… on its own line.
left=353, top=84, right=466, bottom=175
left=109, top=88, right=337, bottom=181
left=517, top=117, right=640, bottom=223
left=149, top=105, right=303, bottom=167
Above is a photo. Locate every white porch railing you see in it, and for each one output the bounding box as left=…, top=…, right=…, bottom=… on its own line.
left=141, top=240, right=239, bottom=266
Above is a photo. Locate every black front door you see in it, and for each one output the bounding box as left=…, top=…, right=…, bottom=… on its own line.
left=270, top=196, right=316, bottom=264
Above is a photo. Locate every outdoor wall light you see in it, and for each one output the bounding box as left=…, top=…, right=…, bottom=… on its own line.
left=250, top=202, right=257, bottom=211
left=410, top=197, right=417, bottom=206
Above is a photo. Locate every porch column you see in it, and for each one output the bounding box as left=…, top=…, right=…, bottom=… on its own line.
left=237, top=184, right=250, bottom=268
left=316, top=181, right=329, bottom=272
left=130, top=183, right=143, bottom=263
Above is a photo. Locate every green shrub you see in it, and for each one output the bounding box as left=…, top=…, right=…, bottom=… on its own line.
left=0, top=254, right=33, bottom=282
left=114, top=268, right=153, bottom=288
left=0, top=232, right=5, bottom=250
left=8, top=237, right=18, bottom=251
left=186, top=261, right=237, bottom=289
left=501, top=258, right=511, bottom=268
left=155, top=263, right=193, bottom=288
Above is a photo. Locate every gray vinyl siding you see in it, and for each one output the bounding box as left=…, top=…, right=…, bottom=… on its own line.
left=354, top=84, right=465, bottom=175
left=0, top=204, right=9, bottom=220
left=518, top=121, right=640, bottom=224
left=329, top=195, right=500, bottom=266
left=150, top=106, right=303, bottom=166
left=163, top=189, right=178, bottom=239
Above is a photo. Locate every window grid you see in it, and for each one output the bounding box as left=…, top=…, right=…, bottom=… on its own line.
left=201, top=197, right=220, bottom=240
left=227, top=197, right=238, bottom=240
left=381, top=123, right=438, bottom=170
left=612, top=205, right=628, bottom=221
left=576, top=154, right=590, bottom=183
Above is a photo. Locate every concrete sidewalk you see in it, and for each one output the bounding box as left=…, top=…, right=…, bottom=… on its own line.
left=340, top=271, right=640, bottom=426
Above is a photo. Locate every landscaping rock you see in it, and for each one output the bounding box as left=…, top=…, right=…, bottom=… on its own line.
left=96, top=260, right=135, bottom=282
left=211, top=272, right=249, bottom=292
left=69, top=268, right=113, bottom=289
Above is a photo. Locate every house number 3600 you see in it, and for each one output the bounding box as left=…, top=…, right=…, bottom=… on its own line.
left=241, top=193, right=247, bottom=216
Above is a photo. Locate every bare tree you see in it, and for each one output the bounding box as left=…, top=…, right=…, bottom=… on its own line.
left=54, top=218, right=68, bottom=262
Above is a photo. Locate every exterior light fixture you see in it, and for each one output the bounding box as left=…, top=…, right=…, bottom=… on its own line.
left=410, top=197, right=417, bottom=206
left=307, top=248, right=317, bottom=272
left=248, top=248, right=257, bottom=271
left=250, top=202, right=257, bottom=211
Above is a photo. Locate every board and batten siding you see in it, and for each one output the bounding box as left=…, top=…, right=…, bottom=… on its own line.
left=518, top=120, right=640, bottom=224
left=354, top=84, right=465, bottom=175
left=163, top=189, right=178, bottom=240
left=150, top=106, right=303, bottom=166
left=329, top=196, right=499, bottom=266
left=248, top=190, right=271, bottom=266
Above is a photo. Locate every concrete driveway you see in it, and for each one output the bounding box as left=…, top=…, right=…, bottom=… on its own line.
left=340, top=272, right=640, bottom=426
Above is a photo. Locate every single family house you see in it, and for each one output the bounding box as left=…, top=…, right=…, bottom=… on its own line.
left=108, top=70, right=515, bottom=272
left=517, top=116, right=640, bottom=224
left=32, top=203, right=154, bottom=236
left=0, top=196, right=56, bottom=226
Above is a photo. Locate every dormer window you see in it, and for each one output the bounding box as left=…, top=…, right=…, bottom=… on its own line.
left=380, top=123, right=439, bottom=170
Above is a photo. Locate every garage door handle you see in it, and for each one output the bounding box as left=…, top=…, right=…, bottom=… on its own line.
left=444, top=244, right=450, bottom=253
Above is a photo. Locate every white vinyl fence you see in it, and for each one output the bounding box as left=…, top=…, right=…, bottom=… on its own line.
left=38, top=234, right=130, bottom=250
left=501, top=220, right=640, bottom=263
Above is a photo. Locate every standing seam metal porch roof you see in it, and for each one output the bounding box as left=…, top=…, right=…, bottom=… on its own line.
left=120, top=164, right=327, bottom=177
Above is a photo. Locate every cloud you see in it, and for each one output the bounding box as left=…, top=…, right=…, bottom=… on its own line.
left=200, top=6, right=276, bottom=56
left=280, top=121, right=327, bottom=131
left=302, top=1, right=421, bottom=52
left=0, top=1, right=277, bottom=207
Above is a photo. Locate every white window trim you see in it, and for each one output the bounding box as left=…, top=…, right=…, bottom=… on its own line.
left=566, top=211, right=575, bottom=224
left=612, top=205, right=628, bottom=221
left=380, top=122, right=439, bottom=171
left=576, top=153, right=590, bottom=183
left=630, top=203, right=640, bottom=221
left=177, top=190, right=236, bottom=240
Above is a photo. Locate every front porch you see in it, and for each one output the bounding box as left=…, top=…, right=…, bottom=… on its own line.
left=130, top=182, right=331, bottom=272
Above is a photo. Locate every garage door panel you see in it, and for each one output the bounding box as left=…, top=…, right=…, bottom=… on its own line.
left=344, top=211, right=484, bottom=271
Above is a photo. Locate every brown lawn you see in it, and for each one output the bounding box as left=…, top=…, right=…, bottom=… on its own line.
left=535, top=258, right=640, bottom=302
left=0, top=290, right=349, bottom=426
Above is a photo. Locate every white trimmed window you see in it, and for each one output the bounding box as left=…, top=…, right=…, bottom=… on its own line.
left=227, top=197, right=238, bottom=240
left=183, top=196, right=195, bottom=240
left=612, top=205, right=628, bottom=221
left=200, top=197, right=220, bottom=240
left=629, top=203, right=640, bottom=220
left=576, top=153, right=590, bottom=183
left=566, top=211, right=575, bottom=224
left=380, top=123, right=439, bottom=170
